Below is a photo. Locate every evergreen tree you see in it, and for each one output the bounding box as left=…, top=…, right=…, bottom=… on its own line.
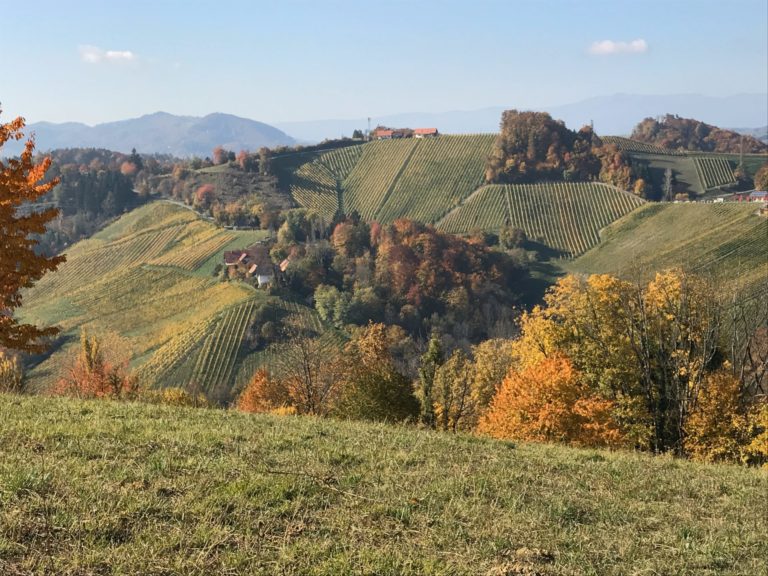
left=416, top=333, right=443, bottom=427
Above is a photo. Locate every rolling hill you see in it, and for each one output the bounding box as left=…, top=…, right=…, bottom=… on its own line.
left=438, top=183, right=644, bottom=257
left=3, top=112, right=296, bottom=157
left=279, top=136, right=644, bottom=256
left=280, top=135, right=767, bottom=266
left=20, top=201, right=323, bottom=403
left=2, top=394, right=765, bottom=575
left=570, top=202, right=768, bottom=290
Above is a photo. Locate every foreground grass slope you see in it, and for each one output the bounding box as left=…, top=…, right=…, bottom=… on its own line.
left=571, top=202, right=768, bottom=289
left=1, top=395, right=765, bottom=575
left=20, top=202, right=321, bottom=401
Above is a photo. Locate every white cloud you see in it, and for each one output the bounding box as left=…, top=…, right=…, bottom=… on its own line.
left=79, top=45, right=136, bottom=64
left=588, top=39, right=648, bottom=56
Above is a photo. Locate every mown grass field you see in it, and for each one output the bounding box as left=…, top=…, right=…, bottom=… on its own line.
left=20, top=202, right=322, bottom=402
left=570, top=202, right=768, bottom=289
left=0, top=394, right=765, bottom=575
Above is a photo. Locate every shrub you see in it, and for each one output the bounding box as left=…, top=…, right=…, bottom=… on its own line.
left=51, top=330, right=137, bottom=400
left=0, top=351, right=24, bottom=393
left=142, top=387, right=209, bottom=408
left=237, top=369, right=290, bottom=413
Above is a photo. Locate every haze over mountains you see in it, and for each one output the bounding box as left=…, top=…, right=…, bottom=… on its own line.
left=277, top=93, right=768, bottom=142
left=8, top=112, right=295, bottom=157
left=7, top=93, right=767, bottom=155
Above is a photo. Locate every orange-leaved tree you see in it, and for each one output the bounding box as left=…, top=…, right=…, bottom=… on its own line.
left=479, top=355, right=624, bottom=448
left=1, top=111, right=65, bottom=352
left=237, top=368, right=292, bottom=414
left=52, top=330, right=137, bottom=400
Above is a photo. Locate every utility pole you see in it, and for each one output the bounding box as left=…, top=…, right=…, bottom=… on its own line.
left=664, top=168, right=673, bottom=201
left=367, top=117, right=371, bottom=141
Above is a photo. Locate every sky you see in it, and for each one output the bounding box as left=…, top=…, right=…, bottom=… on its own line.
left=1, top=0, right=766, bottom=125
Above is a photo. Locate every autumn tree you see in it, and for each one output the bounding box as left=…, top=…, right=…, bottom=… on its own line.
left=0, top=111, right=65, bottom=352
left=509, top=270, right=731, bottom=454
left=334, top=323, right=419, bottom=422
left=0, top=350, right=23, bottom=393
left=630, top=115, right=767, bottom=154
left=754, top=163, right=768, bottom=191
left=468, top=338, right=516, bottom=426
left=258, top=147, right=272, bottom=176
left=52, top=330, right=137, bottom=400
left=237, top=368, right=291, bottom=413
left=485, top=111, right=602, bottom=183
left=433, top=349, right=474, bottom=431
left=479, top=355, right=624, bottom=447
left=683, top=369, right=751, bottom=463
left=270, top=326, right=342, bottom=415
left=212, top=146, right=228, bottom=165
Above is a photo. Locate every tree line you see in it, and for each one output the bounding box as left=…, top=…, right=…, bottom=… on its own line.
left=485, top=110, right=654, bottom=198
left=234, top=268, right=767, bottom=465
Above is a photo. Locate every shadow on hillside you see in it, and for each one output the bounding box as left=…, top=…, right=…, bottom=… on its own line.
left=512, top=240, right=568, bottom=307
left=23, top=330, right=79, bottom=384
left=517, top=259, right=566, bottom=307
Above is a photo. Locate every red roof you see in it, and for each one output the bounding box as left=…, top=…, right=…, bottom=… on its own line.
left=375, top=129, right=394, bottom=137
left=414, top=127, right=438, bottom=135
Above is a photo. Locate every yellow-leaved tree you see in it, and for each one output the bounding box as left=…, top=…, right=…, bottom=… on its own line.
left=1, top=111, right=64, bottom=352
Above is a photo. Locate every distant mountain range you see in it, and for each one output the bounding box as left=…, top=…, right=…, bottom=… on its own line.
left=4, top=94, right=766, bottom=155
left=732, top=126, right=768, bottom=144
left=275, top=93, right=768, bottom=142
left=6, top=112, right=295, bottom=157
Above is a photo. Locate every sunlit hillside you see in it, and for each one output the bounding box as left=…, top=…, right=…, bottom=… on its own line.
left=571, top=202, right=768, bottom=290
left=1, top=394, right=765, bottom=575
left=20, top=201, right=323, bottom=402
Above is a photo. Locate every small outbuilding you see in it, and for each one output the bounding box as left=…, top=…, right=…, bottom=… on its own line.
left=414, top=127, right=439, bottom=138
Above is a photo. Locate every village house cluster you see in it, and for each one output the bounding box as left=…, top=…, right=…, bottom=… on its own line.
left=223, top=242, right=293, bottom=289
left=371, top=127, right=439, bottom=140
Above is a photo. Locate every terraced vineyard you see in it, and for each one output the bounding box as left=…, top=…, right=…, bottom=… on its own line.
left=693, top=156, right=736, bottom=189
left=601, top=136, right=685, bottom=156
left=289, top=160, right=340, bottom=221
left=187, top=299, right=261, bottom=401
left=572, top=202, right=768, bottom=289
left=289, top=135, right=496, bottom=224
left=151, top=229, right=236, bottom=270
left=374, top=135, right=496, bottom=223
left=318, top=145, right=363, bottom=181
left=439, top=182, right=644, bottom=257
left=21, top=201, right=278, bottom=401
left=342, top=139, right=420, bottom=220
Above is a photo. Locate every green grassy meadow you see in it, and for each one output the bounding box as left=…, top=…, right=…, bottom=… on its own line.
left=1, top=394, right=765, bottom=575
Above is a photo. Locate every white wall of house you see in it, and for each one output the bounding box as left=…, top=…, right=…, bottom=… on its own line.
left=256, top=274, right=273, bottom=288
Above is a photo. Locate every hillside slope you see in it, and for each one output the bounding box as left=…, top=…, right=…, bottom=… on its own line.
left=1, top=394, right=765, bottom=575
left=20, top=202, right=320, bottom=402
left=284, top=135, right=496, bottom=225
left=570, top=203, right=768, bottom=289
left=438, top=183, right=644, bottom=257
